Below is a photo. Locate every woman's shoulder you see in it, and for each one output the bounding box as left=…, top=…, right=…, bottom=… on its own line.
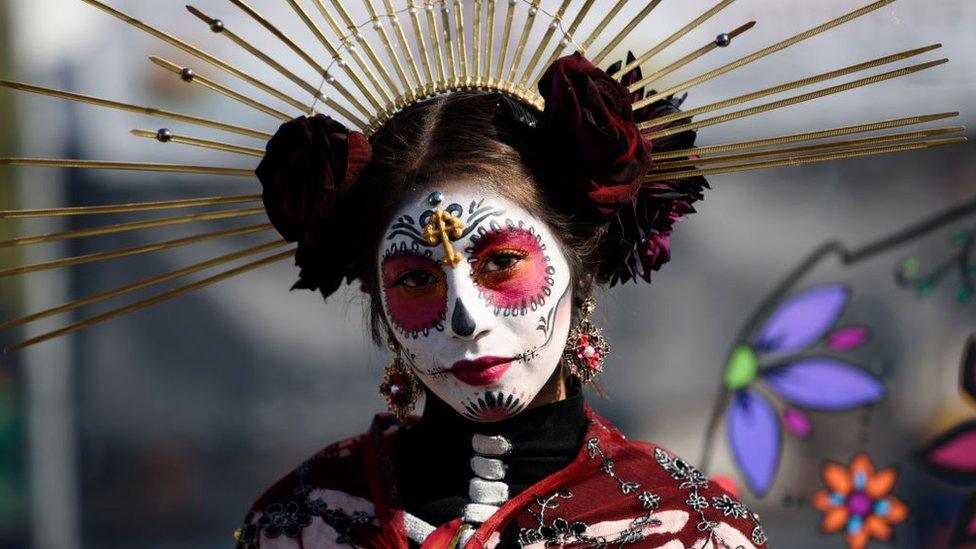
left=233, top=424, right=387, bottom=548
left=572, top=413, right=769, bottom=548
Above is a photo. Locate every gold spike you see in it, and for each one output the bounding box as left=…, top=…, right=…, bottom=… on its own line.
left=281, top=0, right=384, bottom=111
left=453, top=0, right=470, bottom=85
left=0, top=80, right=271, bottom=140
left=653, top=126, right=964, bottom=169
left=643, top=137, right=966, bottom=182
left=643, top=59, right=948, bottom=140
left=148, top=56, right=291, bottom=121
left=384, top=0, right=424, bottom=89
left=591, top=0, right=665, bottom=66
left=651, top=112, right=959, bottom=160
left=77, top=0, right=313, bottom=114
left=5, top=248, right=296, bottom=352
left=363, top=0, right=415, bottom=93
left=638, top=43, right=942, bottom=120
left=577, top=0, right=628, bottom=54
left=495, top=0, right=518, bottom=82
left=0, top=240, right=288, bottom=332
left=0, top=207, right=266, bottom=248
left=631, top=21, right=755, bottom=90
left=508, top=1, right=541, bottom=84
left=485, top=0, right=497, bottom=85
left=0, top=223, right=274, bottom=277
left=316, top=0, right=399, bottom=100
left=0, top=194, right=262, bottom=218
left=225, top=0, right=373, bottom=121
left=185, top=6, right=324, bottom=101
left=425, top=0, right=449, bottom=85
left=407, top=0, right=437, bottom=88
left=533, top=0, right=598, bottom=88
left=641, top=0, right=898, bottom=106
left=440, top=0, right=459, bottom=84
left=0, top=158, right=254, bottom=177
left=519, top=0, right=573, bottom=87
left=130, top=129, right=264, bottom=157
left=473, top=0, right=483, bottom=85
left=618, top=0, right=737, bottom=77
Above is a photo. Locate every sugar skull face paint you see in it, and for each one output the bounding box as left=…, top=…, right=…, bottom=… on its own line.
left=377, top=187, right=573, bottom=422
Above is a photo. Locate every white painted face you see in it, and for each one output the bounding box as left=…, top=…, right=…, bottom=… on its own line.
left=376, top=184, right=573, bottom=422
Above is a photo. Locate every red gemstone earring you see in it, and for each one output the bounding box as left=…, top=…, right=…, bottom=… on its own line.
left=563, top=297, right=611, bottom=384
left=379, top=333, right=422, bottom=422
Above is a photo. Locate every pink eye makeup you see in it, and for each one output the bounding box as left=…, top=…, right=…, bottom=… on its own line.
left=468, top=226, right=555, bottom=316
left=381, top=250, right=447, bottom=337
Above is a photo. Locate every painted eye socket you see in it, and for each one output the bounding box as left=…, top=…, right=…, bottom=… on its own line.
left=381, top=251, right=447, bottom=336
left=469, top=227, right=555, bottom=315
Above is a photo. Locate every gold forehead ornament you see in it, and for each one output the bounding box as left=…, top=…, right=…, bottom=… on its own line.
left=423, top=209, right=465, bottom=267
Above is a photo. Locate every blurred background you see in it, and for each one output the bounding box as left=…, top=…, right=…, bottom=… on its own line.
left=0, top=0, right=974, bottom=547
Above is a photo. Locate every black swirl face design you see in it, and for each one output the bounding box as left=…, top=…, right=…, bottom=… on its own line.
left=384, top=199, right=504, bottom=246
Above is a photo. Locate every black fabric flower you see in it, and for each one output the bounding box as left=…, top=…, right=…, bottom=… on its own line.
left=256, top=501, right=313, bottom=539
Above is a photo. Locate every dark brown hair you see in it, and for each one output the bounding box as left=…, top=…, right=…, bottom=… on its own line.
left=345, top=91, right=601, bottom=344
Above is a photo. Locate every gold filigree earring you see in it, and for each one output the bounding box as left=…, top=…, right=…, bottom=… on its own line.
left=563, top=297, right=611, bottom=384
left=379, top=333, right=422, bottom=422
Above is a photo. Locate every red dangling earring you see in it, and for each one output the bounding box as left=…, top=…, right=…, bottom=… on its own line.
left=379, top=333, right=422, bottom=422
left=563, top=297, right=611, bottom=384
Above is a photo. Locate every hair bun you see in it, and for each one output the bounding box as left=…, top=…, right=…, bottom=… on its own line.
left=256, top=114, right=372, bottom=297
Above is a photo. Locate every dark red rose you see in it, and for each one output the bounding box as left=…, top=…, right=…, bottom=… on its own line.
left=538, top=52, right=652, bottom=218
left=256, top=114, right=372, bottom=297
left=598, top=53, right=708, bottom=285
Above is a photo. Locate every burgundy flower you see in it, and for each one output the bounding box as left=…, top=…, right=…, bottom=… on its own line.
left=538, top=52, right=652, bottom=219
left=256, top=114, right=371, bottom=297
left=600, top=53, right=708, bottom=285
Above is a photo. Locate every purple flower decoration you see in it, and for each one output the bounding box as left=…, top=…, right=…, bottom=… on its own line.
left=722, top=284, right=884, bottom=497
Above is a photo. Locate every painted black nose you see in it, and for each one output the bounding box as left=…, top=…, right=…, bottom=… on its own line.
left=451, top=297, right=477, bottom=337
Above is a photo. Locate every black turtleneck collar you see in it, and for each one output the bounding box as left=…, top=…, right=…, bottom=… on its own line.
left=395, top=382, right=589, bottom=528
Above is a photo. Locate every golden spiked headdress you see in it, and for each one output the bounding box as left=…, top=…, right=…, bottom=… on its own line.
left=0, top=0, right=966, bottom=351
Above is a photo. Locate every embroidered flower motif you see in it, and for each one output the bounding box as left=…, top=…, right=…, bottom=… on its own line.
left=256, top=501, right=313, bottom=539
left=638, top=491, right=661, bottom=510
left=712, top=494, right=750, bottom=519
left=539, top=517, right=589, bottom=547
left=686, top=493, right=709, bottom=512
left=813, top=453, right=909, bottom=549
left=722, top=284, right=883, bottom=496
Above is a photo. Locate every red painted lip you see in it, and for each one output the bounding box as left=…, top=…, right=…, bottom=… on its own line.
left=449, top=356, right=514, bottom=386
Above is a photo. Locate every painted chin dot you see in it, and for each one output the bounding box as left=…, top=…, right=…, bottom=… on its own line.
left=381, top=251, right=447, bottom=336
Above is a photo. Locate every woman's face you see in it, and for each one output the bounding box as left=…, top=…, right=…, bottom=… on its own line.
left=376, top=184, right=573, bottom=421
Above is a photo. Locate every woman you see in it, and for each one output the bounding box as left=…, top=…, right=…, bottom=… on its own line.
left=235, top=55, right=767, bottom=548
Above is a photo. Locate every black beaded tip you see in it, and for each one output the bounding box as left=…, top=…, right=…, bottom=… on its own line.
left=209, top=19, right=225, bottom=33
left=155, top=128, right=173, bottom=143
left=715, top=33, right=731, bottom=47
left=179, top=68, right=195, bottom=82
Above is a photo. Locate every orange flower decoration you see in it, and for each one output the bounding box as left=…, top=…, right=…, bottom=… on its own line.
left=812, top=453, right=909, bottom=549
